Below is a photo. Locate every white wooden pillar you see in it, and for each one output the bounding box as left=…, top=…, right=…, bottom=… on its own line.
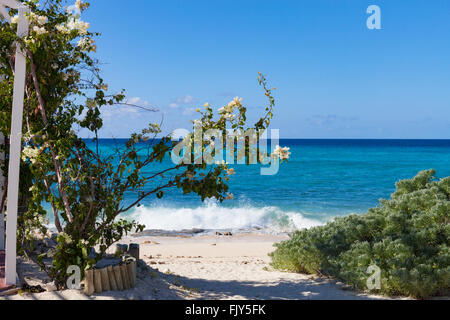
left=0, top=0, right=29, bottom=286
left=0, top=5, right=10, bottom=253
left=0, top=7, right=7, bottom=252
left=0, top=133, right=4, bottom=251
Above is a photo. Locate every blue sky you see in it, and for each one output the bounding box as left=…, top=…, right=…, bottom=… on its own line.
left=80, top=0, right=450, bottom=139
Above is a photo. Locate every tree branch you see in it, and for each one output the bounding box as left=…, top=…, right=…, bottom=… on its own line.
left=26, top=49, right=74, bottom=223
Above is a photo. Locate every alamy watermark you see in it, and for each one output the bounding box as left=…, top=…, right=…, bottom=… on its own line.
left=367, top=5, right=381, bottom=30
left=366, top=264, right=381, bottom=290
left=67, top=265, right=81, bottom=290
left=170, top=128, right=289, bottom=176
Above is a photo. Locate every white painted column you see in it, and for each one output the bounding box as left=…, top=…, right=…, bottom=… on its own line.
left=0, top=48, right=5, bottom=252
left=0, top=3, right=10, bottom=252
left=0, top=65, right=4, bottom=250
left=4, top=3, right=29, bottom=285
left=0, top=133, right=4, bottom=251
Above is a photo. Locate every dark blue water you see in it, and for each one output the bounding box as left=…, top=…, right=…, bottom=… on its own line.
left=80, top=139, right=450, bottom=233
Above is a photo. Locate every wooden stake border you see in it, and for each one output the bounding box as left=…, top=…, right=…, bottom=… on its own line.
left=84, top=258, right=137, bottom=295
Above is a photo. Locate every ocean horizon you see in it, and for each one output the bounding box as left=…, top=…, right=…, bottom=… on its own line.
left=46, top=138, right=448, bottom=235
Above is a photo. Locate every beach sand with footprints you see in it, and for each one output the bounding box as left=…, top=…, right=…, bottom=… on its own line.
left=2, top=233, right=391, bottom=300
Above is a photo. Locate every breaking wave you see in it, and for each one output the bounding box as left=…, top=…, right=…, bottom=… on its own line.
left=126, top=200, right=324, bottom=234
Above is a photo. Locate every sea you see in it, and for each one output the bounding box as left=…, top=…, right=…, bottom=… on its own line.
left=67, top=139, right=450, bottom=235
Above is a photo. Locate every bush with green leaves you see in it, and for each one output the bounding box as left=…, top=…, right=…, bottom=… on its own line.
left=269, top=170, right=450, bottom=299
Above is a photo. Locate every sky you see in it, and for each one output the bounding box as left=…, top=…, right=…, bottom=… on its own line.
left=79, top=0, right=450, bottom=139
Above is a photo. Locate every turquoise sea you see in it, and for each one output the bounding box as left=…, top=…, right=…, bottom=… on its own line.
left=79, top=139, right=450, bottom=234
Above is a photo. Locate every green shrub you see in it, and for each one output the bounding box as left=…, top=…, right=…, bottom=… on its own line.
left=269, top=170, right=450, bottom=299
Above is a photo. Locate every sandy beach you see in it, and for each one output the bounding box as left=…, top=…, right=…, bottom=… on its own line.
left=1, top=233, right=391, bottom=300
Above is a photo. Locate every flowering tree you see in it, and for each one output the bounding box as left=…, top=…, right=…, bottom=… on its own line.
left=0, top=0, right=287, bottom=286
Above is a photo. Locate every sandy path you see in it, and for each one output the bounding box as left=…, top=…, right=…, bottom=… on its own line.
left=3, top=234, right=387, bottom=300
left=134, top=235, right=383, bottom=300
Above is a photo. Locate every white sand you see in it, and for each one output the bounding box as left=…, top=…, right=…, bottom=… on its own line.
left=2, top=234, right=392, bottom=300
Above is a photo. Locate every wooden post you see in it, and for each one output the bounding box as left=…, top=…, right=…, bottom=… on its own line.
left=0, top=133, right=4, bottom=251
left=127, top=260, right=136, bottom=287
left=128, top=243, right=140, bottom=261
left=0, top=209, right=3, bottom=251
left=115, top=244, right=128, bottom=256
left=100, top=267, right=110, bottom=292
left=3, top=0, right=30, bottom=286
left=84, top=269, right=95, bottom=296
left=93, top=269, right=102, bottom=293
left=107, top=266, right=118, bottom=291
left=113, top=265, right=124, bottom=291
left=120, top=263, right=130, bottom=289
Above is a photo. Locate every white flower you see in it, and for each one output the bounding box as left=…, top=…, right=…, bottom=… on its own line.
left=219, top=97, right=242, bottom=117
left=67, top=18, right=90, bottom=35
left=37, top=15, right=48, bottom=25
left=225, top=97, right=242, bottom=109
left=56, top=24, right=70, bottom=34
left=11, top=15, right=19, bottom=24
left=32, top=26, right=47, bottom=35
left=78, top=21, right=90, bottom=35
left=271, top=145, right=291, bottom=160
left=21, top=146, right=41, bottom=164
left=59, top=232, right=73, bottom=244
left=77, top=37, right=96, bottom=52
left=24, top=12, right=47, bottom=26
left=51, top=63, right=58, bottom=69
left=226, top=168, right=235, bottom=176
left=75, top=0, right=83, bottom=11
left=222, top=112, right=235, bottom=120
left=67, top=20, right=77, bottom=29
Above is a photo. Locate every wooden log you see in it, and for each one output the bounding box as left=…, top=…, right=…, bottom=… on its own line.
left=113, top=265, right=124, bottom=291
left=107, top=266, right=118, bottom=291
left=120, top=263, right=131, bottom=289
left=100, top=267, right=110, bottom=292
left=127, top=260, right=136, bottom=287
left=132, top=260, right=137, bottom=286
left=128, top=243, right=140, bottom=261
left=93, top=269, right=103, bottom=294
left=84, top=269, right=95, bottom=296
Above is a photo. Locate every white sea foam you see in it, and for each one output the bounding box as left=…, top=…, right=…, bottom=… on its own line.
left=126, top=201, right=324, bottom=234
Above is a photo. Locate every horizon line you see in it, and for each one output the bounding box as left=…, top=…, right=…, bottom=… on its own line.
left=82, top=137, right=450, bottom=141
